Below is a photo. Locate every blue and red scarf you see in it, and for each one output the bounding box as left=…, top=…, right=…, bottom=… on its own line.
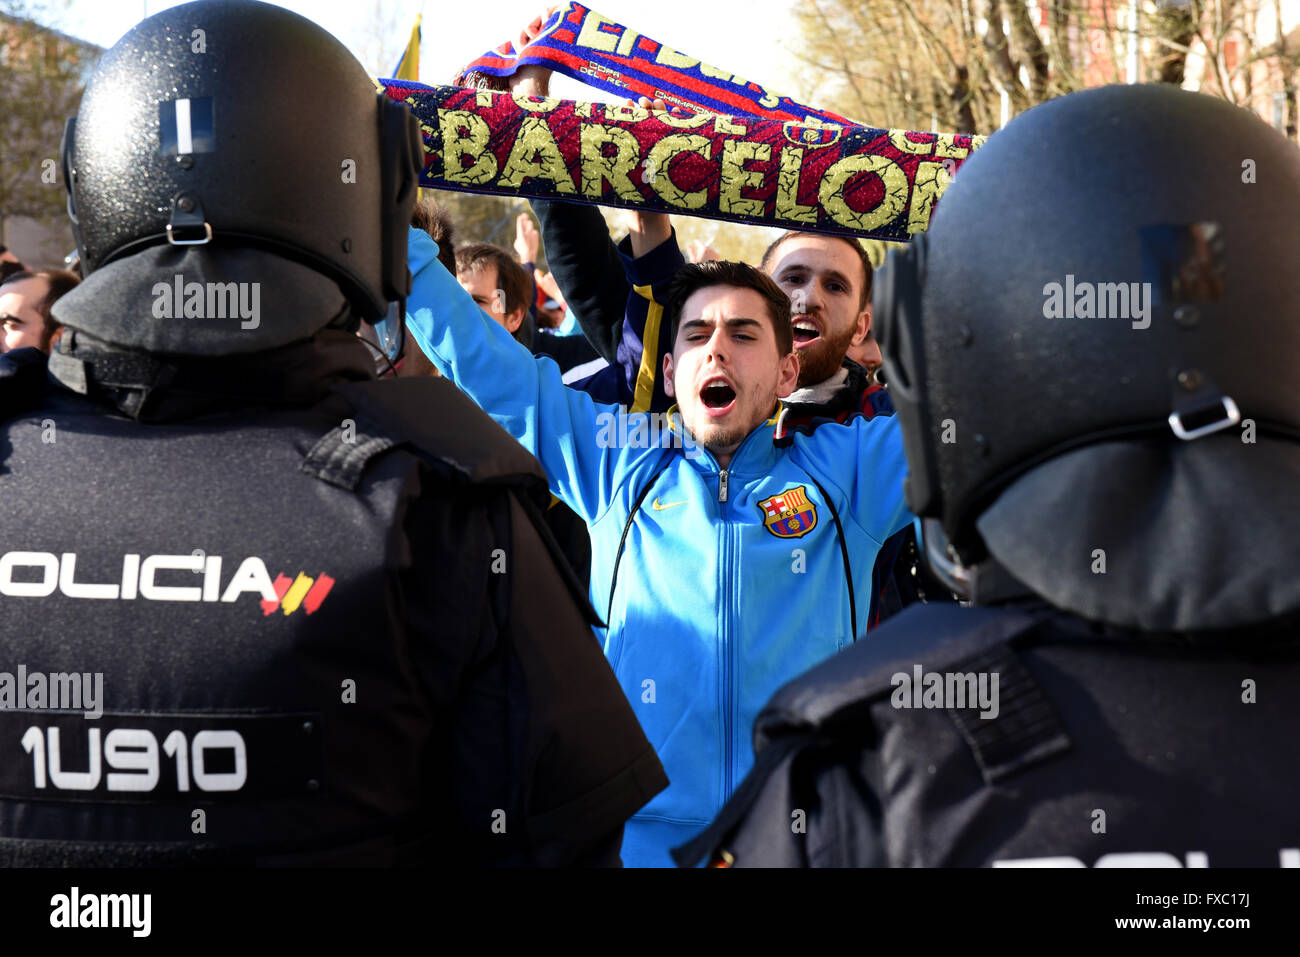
left=381, top=4, right=985, bottom=240
left=456, top=2, right=853, bottom=127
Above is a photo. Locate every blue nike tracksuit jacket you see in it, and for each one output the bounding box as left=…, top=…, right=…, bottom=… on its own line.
left=406, top=228, right=913, bottom=866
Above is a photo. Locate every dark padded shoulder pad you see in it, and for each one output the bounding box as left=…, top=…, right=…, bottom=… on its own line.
left=301, top=377, right=549, bottom=499
left=754, top=604, right=1044, bottom=741
left=755, top=602, right=1072, bottom=785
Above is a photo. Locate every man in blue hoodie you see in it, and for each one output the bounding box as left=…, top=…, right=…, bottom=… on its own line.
left=407, top=238, right=911, bottom=866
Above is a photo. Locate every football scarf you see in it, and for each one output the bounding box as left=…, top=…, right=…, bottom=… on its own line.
left=455, top=2, right=852, bottom=127
left=380, top=4, right=985, bottom=240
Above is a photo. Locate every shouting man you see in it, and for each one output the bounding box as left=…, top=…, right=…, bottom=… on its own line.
left=407, top=237, right=911, bottom=866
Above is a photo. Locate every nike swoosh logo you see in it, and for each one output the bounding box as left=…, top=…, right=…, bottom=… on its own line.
left=651, top=497, right=688, bottom=511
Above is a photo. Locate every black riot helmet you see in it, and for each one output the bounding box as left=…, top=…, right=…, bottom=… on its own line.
left=875, top=84, right=1300, bottom=630
left=61, top=0, right=420, bottom=332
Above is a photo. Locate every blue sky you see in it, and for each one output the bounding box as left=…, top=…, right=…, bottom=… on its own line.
left=46, top=0, right=803, bottom=104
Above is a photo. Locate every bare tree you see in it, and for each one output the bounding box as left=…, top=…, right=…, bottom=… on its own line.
left=359, top=0, right=413, bottom=78
left=790, top=0, right=1299, bottom=137
left=0, top=2, right=94, bottom=251
left=1275, top=0, right=1299, bottom=135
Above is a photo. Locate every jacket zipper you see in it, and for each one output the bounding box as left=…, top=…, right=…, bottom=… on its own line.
left=716, top=467, right=735, bottom=802
left=718, top=469, right=732, bottom=804
left=712, top=426, right=778, bottom=801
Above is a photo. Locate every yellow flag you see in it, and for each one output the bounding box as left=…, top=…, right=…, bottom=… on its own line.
left=392, top=14, right=421, bottom=81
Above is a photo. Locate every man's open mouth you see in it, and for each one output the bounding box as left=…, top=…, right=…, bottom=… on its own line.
left=792, top=317, right=821, bottom=346
left=700, top=380, right=737, bottom=415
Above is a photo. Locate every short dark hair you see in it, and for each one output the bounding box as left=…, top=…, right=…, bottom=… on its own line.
left=0, top=268, right=80, bottom=348
left=759, top=232, right=874, bottom=311
left=455, top=243, right=533, bottom=346
left=666, top=261, right=793, bottom=356
left=455, top=244, right=531, bottom=316
left=411, top=198, right=456, bottom=275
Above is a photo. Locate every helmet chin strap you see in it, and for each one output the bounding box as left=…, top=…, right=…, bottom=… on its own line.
left=918, top=515, right=1068, bottom=608
left=356, top=334, right=399, bottom=378
left=917, top=517, right=973, bottom=601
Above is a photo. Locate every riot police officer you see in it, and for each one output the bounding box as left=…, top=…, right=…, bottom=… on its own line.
left=0, top=0, right=665, bottom=866
left=675, top=83, right=1300, bottom=867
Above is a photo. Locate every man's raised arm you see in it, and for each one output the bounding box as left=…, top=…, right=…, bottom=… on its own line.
left=405, top=226, right=624, bottom=523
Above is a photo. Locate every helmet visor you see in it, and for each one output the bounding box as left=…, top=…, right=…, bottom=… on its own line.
left=357, top=300, right=406, bottom=373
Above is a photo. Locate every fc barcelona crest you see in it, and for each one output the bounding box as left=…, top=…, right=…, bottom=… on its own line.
left=758, top=485, right=818, bottom=539
left=781, top=119, right=843, bottom=148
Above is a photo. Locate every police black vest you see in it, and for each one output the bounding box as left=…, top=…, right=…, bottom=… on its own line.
left=0, top=356, right=585, bottom=865
left=675, top=599, right=1300, bottom=867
